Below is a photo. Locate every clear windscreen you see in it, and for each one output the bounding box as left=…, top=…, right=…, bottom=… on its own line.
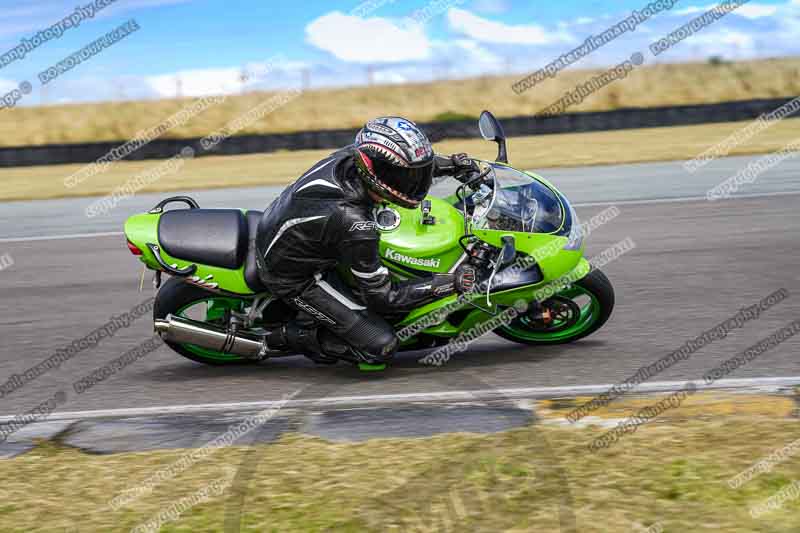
left=437, top=161, right=565, bottom=234
left=429, top=174, right=466, bottom=202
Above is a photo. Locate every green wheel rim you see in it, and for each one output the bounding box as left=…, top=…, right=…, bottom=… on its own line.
left=175, top=297, right=247, bottom=362
left=498, top=285, right=601, bottom=342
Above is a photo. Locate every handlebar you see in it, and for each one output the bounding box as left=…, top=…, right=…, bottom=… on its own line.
left=459, top=165, right=492, bottom=190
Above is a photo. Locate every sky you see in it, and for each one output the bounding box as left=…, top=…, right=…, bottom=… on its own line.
left=0, top=0, right=798, bottom=105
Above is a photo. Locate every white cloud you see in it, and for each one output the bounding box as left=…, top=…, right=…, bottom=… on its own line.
left=734, top=3, right=778, bottom=18
left=682, top=29, right=756, bottom=53
left=675, top=2, right=778, bottom=18
left=0, top=78, right=17, bottom=93
left=146, top=67, right=245, bottom=98
left=145, top=59, right=309, bottom=98
left=305, top=12, right=430, bottom=63
left=576, top=17, right=594, bottom=25
left=470, top=0, right=511, bottom=14
left=433, top=38, right=501, bottom=68
left=447, top=7, right=574, bottom=45
left=373, top=70, right=410, bottom=84
left=674, top=6, right=705, bottom=15
left=450, top=39, right=501, bottom=64
left=350, top=39, right=505, bottom=84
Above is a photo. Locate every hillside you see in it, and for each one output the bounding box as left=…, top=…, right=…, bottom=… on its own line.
left=1, top=57, right=798, bottom=148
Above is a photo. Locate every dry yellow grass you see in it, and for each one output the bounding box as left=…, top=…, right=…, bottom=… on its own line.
left=1, top=58, right=799, bottom=148
left=1, top=117, right=798, bottom=202
left=1, top=413, right=799, bottom=532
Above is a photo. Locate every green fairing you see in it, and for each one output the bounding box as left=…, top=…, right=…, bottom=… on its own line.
left=377, top=197, right=466, bottom=274
left=124, top=212, right=258, bottom=296
left=397, top=258, right=592, bottom=342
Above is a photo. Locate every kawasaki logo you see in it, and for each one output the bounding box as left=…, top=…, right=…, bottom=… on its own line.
left=385, top=248, right=440, bottom=268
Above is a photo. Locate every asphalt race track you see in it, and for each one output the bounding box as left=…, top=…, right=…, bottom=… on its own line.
left=0, top=154, right=798, bottom=416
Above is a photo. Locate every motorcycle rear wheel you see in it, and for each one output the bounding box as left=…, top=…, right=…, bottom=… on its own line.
left=153, top=277, right=254, bottom=365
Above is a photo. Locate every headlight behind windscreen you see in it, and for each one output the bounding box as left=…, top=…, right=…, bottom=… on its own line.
left=563, top=201, right=584, bottom=251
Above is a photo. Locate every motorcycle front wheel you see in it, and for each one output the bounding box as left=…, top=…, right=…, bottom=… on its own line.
left=494, top=268, right=615, bottom=345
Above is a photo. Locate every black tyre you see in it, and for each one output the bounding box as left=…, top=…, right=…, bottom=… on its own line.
left=494, top=268, right=615, bottom=345
left=154, top=277, right=255, bottom=365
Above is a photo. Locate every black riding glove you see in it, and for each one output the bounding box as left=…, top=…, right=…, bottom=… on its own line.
left=451, top=153, right=477, bottom=173
left=434, top=153, right=478, bottom=180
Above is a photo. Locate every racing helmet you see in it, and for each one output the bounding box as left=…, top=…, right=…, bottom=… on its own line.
left=353, top=117, right=435, bottom=208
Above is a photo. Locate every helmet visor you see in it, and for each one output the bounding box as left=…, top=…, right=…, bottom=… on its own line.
left=371, top=158, right=433, bottom=205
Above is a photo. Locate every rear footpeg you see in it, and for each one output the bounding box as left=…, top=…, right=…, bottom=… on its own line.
left=155, top=314, right=269, bottom=360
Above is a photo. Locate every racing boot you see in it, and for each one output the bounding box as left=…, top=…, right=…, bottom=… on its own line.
left=263, top=320, right=340, bottom=365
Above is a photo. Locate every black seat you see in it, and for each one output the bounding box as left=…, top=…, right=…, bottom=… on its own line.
left=158, top=209, right=248, bottom=270
left=244, top=210, right=269, bottom=293
left=157, top=208, right=270, bottom=293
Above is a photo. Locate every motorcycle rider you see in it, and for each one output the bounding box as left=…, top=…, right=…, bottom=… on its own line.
left=254, top=116, right=480, bottom=366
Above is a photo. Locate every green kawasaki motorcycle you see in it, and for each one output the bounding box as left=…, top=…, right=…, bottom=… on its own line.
left=124, top=111, right=614, bottom=366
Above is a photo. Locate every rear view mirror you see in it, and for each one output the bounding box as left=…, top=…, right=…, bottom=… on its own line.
left=478, top=110, right=508, bottom=164
left=478, top=111, right=501, bottom=140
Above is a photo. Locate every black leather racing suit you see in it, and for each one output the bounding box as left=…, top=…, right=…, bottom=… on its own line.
left=254, top=146, right=461, bottom=363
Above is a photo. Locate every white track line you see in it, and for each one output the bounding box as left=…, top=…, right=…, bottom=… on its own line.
left=2, top=190, right=798, bottom=243
left=573, top=190, right=800, bottom=208
left=0, top=231, right=123, bottom=243
left=1, top=376, right=797, bottom=423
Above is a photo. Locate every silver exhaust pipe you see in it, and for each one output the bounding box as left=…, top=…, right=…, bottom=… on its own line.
left=154, top=314, right=268, bottom=359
